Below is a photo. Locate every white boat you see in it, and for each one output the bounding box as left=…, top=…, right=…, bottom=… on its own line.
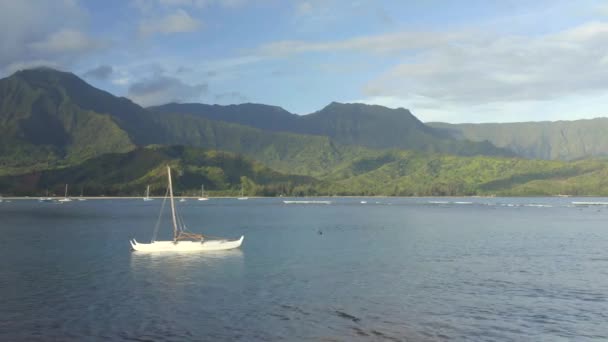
left=78, top=187, right=87, bottom=201
left=237, top=184, right=248, bottom=200
left=572, top=201, right=608, bottom=206
left=130, top=166, right=244, bottom=252
left=283, top=200, right=332, bottom=205
left=179, top=198, right=187, bottom=202
left=360, top=201, right=367, bottom=204
left=58, top=184, right=72, bottom=202
left=143, top=185, right=153, bottom=201
left=198, top=184, right=209, bottom=201
left=39, top=190, right=53, bottom=202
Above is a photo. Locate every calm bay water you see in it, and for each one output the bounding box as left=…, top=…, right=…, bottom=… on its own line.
left=1, top=197, right=607, bottom=341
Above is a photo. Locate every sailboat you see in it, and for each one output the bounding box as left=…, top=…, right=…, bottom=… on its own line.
left=78, top=186, right=87, bottom=201
left=197, top=184, right=209, bottom=201
left=143, top=185, right=153, bottom=201
left=130, top=166, right=244, bottom=252
left=39, top=189, right=53, bottom=202
left=58, top=184, right=72, bottom=202
left=237, top=184, right=248, bottom=200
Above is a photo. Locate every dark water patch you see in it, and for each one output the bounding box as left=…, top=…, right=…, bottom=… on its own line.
left=334, top=310, right=361, bottom=323
left=351, top=326, right=370, bottom=336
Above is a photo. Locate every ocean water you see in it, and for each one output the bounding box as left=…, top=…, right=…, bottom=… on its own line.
left=1, top=197, right=607, bottom=341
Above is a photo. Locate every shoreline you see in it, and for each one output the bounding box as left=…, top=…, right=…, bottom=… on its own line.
left=0, top=195, right=599, bottom=200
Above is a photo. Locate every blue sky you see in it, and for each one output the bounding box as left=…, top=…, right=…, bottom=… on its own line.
left=2, top=0, right=608, bottom=122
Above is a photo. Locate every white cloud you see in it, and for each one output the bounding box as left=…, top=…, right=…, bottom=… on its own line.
left=83, top=65, right=114, bottom=80
left=128, top=74, right=208, bottom=106
left=0, top=0, right=97, bottom=74
left=5, top=60, right=62, bottom=74
left=256, top=20, right=608, bottom=107
left=296, top=1, right=313, bottom=15
left=139, top=9, right=202, bottom=36
left=29, top=29, right=104, bottom=54
left=255, top=30, right=458, bottom=56
left=112, top=77, right=131, bottom=85
left=140, top=0, right=248, bottom=9
left=365, top=21, right=608, bottom=105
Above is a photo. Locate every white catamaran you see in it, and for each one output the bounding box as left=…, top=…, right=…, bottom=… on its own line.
left=130, top=166, right=244, bottom=252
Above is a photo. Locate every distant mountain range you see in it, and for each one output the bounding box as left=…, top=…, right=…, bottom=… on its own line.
left=3, top=67, right=608, bottom=196
left=149, top=102, right=510, bottom=156
left=0, top=67, right=510, bottom=176
left=430, top=118, right=608, bottom=161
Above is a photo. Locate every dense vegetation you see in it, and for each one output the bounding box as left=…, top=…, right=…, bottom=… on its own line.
left=150, top=102, right=512, bottom=156
left=3, top=67, right=608, bottom=197
left=431, top=118, right=608, bottom=160
left=0, top=146, right=314, bottom=196
left=4, top=145, right=608, bottom=197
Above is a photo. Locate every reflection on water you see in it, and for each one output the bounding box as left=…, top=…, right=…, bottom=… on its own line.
left=130, top=249, right=244, bottom=273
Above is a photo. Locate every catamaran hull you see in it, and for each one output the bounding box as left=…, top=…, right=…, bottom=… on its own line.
left=130, top=236, right=244, bottom=252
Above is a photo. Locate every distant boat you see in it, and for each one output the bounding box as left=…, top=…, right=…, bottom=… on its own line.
left=283, top=200, right=331, bottom=205
left=360, top=201, right=367, bottom=204
left=143, top=185, right=153, bottom=201
left=130, top=166, right=243, bottom=252
left=237, top=184, right=248, bottom=200
left=572, top=201, right=608, bottom=206
left=78, top=186, right=86, bottom=201
left=179, top=198, right=187, bottom=202
left=198, top=185, right=209, bottom=201
left=39, top=189, right=53, bottom=202
left=58, top=184, right=72, bottom=202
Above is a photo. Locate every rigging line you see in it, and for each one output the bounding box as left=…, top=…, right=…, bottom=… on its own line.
left=151, top=185, right=170, bottom=242
left=177, top=209, right=188, bottom=232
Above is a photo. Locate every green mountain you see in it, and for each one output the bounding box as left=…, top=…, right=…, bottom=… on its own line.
left=9, top=67, right=608, bottom=197
left=0, top=68, right=137, bottom=173
left=0, top=68, right=511, bottom=178
left=430, top=118, right=608, bottom=161
left=5, top=145, right=608, bottom=197
left=0, top=145, right=315, bottom=196
left=0, top=68, right=373, bottom=177
left=150, top=102, right=513, bottom=157
left=319, top=151, right=608, bottom=196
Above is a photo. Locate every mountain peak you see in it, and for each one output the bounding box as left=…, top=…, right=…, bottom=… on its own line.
left=321, top=101, right=411, bottom=114
left=13, top=66, right=70, bottom=77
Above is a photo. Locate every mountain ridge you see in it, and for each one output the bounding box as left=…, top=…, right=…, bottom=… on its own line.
left=0, top=67, right=512, bottom=176
left=430, top=118, right=608, bottom=160
left=149, top=101, right=512, bottom=156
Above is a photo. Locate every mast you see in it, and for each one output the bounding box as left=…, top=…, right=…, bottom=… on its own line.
left=64, top=184, right=68, bottom=198
left=167, top=166, right=178, bottom=241
left=146, top=185, right=150, bottom=199
left=201, top=184, right=204, bottom=197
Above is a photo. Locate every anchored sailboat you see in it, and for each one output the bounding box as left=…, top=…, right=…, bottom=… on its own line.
left=130, top=166, right=243, bottom=252
left=58, top=184, right=72, bottom=202
left=237, top=184, right=248, bottom=200
left=143, top=185, right=153, bottom=201
left=198, top=184, right=209, bottom=201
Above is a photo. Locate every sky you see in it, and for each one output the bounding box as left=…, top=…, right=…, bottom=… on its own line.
left=2, top=0, right=608, bottom=123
